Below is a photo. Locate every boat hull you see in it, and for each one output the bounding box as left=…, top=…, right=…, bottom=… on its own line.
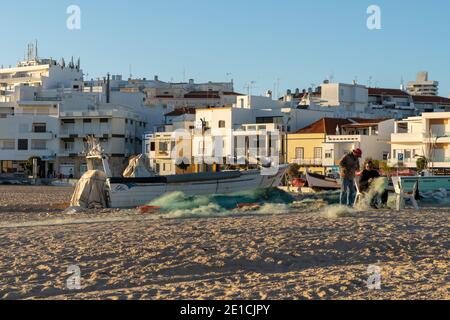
left=305, top=171, right=341, bottom=190
left=107, top=166, right=287, bottom=208
left=392, top=176, right=450, bottom=193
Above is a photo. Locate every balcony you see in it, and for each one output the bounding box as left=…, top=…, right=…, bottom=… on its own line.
left=60, top=128, right=111, bottom=138
left=292, top=158, right=322, bottom=166
left=391, top=132, right=424, bottom=144
left=29, top=132, right=54, bottom=140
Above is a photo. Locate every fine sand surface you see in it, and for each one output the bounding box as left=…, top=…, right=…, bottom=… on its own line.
left=0, top=186, right=448, bottom=300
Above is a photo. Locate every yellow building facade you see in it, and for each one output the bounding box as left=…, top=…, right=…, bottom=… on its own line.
left=287, top=132, right=327, bottom=175
left=287, top=118, right=352, bottom=175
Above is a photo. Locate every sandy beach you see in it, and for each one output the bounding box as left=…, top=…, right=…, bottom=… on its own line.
left=0, top=185, right=448, bottom=300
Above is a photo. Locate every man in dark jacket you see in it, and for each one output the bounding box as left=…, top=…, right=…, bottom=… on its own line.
left=359, top=161, right=388, bottom=207
left=339, top=148, right=362, bottom=206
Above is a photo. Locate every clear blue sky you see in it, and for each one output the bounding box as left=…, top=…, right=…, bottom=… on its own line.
left=1, top=0, right=449, bottom=97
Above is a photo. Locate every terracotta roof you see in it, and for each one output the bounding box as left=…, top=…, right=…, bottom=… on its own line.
left=368, top=88, right=409, bottom=97
left=164, top=107, right=196, bottom=117
left=412, top=95, right=450, bottom=104
left=295, top=118, right=352, bottom=135
left=295, top=117, right=389, bottom=134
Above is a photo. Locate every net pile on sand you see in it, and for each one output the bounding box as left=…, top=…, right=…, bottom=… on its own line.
left=70, top=170, right=108, bottom=209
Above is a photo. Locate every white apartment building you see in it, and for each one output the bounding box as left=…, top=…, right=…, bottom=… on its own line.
left=407, top=72, right=439, bottom=96
left=143, top=77, right=239, bottom=132
left=0, top=49, right=148, bottom=178
left=144, top=101, right=287, bottom=175
left=322, top=119, right=395, bottom=172
left=368, top=88, right=415, bottom=119
left=389, top=112, right=450, bottom=169
left=0, top=53, right=82, bottom=177
left=298, top=82, right=369, bottom=113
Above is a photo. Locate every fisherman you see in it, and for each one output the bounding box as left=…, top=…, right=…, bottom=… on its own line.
left=339, top=148, right=362, bottom=206
left=359, top=161, right=388, bottom=208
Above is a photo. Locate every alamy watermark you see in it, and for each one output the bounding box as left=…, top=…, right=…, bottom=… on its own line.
left=164, top=127, right=281, bottom=176
left=367, top=5, right=382, bottom=30
left=66, top=265, right=82, bottom=290
left=367, top=265, right=382, bottom=290
left=67, top=5, right=81, bottom=30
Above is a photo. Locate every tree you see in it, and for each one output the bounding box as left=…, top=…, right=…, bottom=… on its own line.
left=416, top=156, right=428, bottom=173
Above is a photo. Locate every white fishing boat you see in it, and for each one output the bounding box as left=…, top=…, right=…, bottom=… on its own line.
left=72, top=138, right=288, bottom=208
left=305, top=170, right=341, bottom=190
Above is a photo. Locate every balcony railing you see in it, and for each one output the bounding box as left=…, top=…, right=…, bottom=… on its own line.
left=60, top=129, right=111, bottom=137
left=292, top=158, right=322, bottom=166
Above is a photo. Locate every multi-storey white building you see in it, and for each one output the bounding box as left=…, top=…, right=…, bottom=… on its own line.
left=389, top=112, right=450, bottom=170
left=143, top=77, right=239, bottom=132
left=407, top=72, right=439, bottom=96
left=0, top=52, right=82, bottom=177
left=144, top=97, right=288, bottom=175
left=0, top=50, right=148, bottom=178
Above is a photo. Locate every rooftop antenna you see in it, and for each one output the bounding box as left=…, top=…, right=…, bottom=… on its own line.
left=368, top=76, right=373, bottom=88
left=244, top=81, right=257, bottom=97
left=226, top=72, right=232, bottom=82
left=276, top=78, right=280, bottom=99
left=35, top=39, right=38, bottom=61
left=129, top=64, right=133, bottom=79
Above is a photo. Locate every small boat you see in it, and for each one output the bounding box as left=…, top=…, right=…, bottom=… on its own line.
left=305, top=170, right=341, bottom=190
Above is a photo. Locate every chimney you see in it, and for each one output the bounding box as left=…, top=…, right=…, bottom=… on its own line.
left=106, top=73, right=111, bottom=104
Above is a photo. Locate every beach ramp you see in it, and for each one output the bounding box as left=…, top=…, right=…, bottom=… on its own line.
left=70, top=170, right=108, bottom=209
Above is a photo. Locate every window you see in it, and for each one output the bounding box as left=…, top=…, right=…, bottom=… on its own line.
left=159, top=142, right=168, bottom=153
left=150, top=142, right=155, bottom=151
left=31, top=140, right=46, bottom=150
left=295, top=147, right=304, bottom=160
left=64, top=142, right=74, bottom=151
left=218, top=120, right=226, bottom=128
left=325, top=152, right=332, bottom=159
left=33, top=123, right=47, bottom=133
left=100, top=118, right=109, bottom=123
left=83, top=119, right=92, bottom=123
left=18, top=139, right=28, bottom=151
left=383, top=152, right=389, bottom=161
left=0, top=140, right=15, bottom=150
left=314, top=147, right=322, bottom=159
left=405, top=150, right=412, bottom=160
